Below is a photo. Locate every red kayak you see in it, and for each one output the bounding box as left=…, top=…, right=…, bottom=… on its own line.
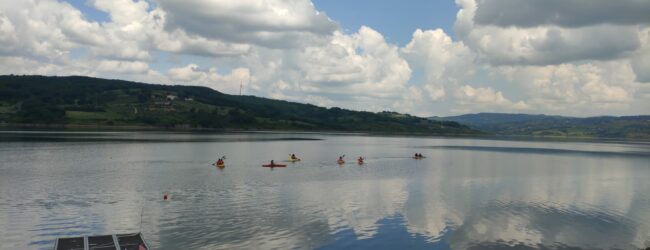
left=262, top=164, right=287, bottom=167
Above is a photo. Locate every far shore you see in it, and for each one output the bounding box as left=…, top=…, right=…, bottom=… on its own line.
left=2, top=123, right=650, bottom=143
left=0, top=122, right=485, bottom=137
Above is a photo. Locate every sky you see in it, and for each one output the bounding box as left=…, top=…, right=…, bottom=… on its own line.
left=0, top=0, right=649, bottom=117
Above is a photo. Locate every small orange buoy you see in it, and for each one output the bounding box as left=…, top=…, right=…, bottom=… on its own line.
left=163, top=192, right=168, bottom=201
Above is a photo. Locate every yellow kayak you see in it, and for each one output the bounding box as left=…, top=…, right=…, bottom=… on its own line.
left=337, top=160, right=345, bottom=164
left=288, top=158, right=301, bottom=162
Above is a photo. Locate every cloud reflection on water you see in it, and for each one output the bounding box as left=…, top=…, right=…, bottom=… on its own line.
left=0, top=133, right=649, bottom=249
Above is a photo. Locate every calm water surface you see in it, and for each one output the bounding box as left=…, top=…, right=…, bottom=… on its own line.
left=1, top=131, right=649, bottom=249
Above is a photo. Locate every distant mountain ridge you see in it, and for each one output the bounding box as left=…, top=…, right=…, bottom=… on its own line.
left=431, top=113, right=650, bottom=139
left=0, top=75, right=479, bottom=135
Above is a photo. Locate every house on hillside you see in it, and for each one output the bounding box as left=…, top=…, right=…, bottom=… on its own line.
left=145, top=94, right=177, bottom=112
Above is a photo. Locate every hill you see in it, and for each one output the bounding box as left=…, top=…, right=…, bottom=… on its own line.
left=0, top=75, right=479, bottom=135
left=431, top=113, right=650, bottom=139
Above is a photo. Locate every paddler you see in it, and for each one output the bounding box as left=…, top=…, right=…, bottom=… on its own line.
left=291, top=154, right=297, bottom=160
left=216, top=158, right=224, bottom=165
left=357, top=156, right=364, bottom=164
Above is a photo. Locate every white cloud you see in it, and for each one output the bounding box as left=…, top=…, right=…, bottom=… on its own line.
left=0, top=13, right=18, bottom=55
left=455, top=0, right=643, bottom=66
left=156, top=0, right=338, bottom=48
left=448, top=0, right=649, bottom=115
left=299, top=26, right=412, bottom=98
left=168, top=64, right=251, bottom=94
left=91, top=0, right=252, bottom=58
left=96, top=60, right=149, bottom=74
left=0, top=0, right=95, bottom=58
left=0, top=0, right=648, bottom=117
left=401, top=29, right=475, bottom=101
left=0, top=56, right=90, bottom=76
left=227, top=26, right=414, bottom=112
left=491, top=61, right=641, bottom=115
left=454, top=85, right=529, bottom=113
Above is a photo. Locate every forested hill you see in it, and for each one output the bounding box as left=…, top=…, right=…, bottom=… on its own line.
left=431, top=113, right=650, bottom=139
left=0, top=75, right=479, bottom=134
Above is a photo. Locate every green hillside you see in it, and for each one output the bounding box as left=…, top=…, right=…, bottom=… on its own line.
left=0, top=75, right=479, bottom=135
left=432, top=113, right=650, bottom=139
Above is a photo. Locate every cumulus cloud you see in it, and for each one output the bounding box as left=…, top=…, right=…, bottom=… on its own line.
left=452, top=0, right=650, bottom=117
left=0, top=13, right=18, bottom=55
left=474, top=0, right=650, bottom=28
left=96, top=60, right=149, bottom=74
left=454, top=85, right=529, bottom=113
left=299, top=27, right=412, bottom=98
left=492, top=61, right=640, bottom=115
left=91, top=0, right=252, bottom=58
left=0, top=0, right=648, bottom=117
left=156, top=0, right=338, bottom=48
left=168, top=64, right=251, bottom=94
left=455, top=0, right=642, bottom=66
left=228, top=26, right=414, bottom=112
left=401, top=29, right=475, bottom=101
left=0, top=0, right=97, bottom=58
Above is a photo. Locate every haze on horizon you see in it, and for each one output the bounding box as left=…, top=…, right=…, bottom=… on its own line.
left=0, top=0, right=649, bottom=117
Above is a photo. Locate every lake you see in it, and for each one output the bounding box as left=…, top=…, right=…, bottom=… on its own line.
left=0, top=131, right=649, bottom=249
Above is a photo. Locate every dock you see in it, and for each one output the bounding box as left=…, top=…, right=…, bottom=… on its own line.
left=54, top=232, right=149, bottom=250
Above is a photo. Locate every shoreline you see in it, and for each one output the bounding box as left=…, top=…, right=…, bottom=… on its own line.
left=0, top=123, right=485, bottom=137
left=1, top=123, right=649, bottom=143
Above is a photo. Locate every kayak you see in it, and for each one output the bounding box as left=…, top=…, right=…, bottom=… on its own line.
left=357, top=161, right=364, bottom=165
left=337, top=160, right=345, bottom=164
left=412, top=156, right=426, bottom=159
left=288, top=158, right=301, bottom=162
left=216, top=163, right=225, bottom=167
left=263, top=164, right=287, bottom=167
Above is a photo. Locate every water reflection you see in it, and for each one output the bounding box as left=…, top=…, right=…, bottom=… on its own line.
left=450, top=200, right=637, bottom=249
left=0, top=132, right=649, bottom=249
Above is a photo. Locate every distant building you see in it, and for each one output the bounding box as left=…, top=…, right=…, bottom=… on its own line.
left=166, top=95, right=177, bottom=101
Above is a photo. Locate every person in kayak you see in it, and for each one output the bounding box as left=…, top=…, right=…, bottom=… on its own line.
left=337, top=155, right=345, bottom=164
left=270, top=160, right=275, bottom=166
left=216, top=158, right=224, bottom=165
left=291, top=154, right=297, bottom=160
left=357, top=156, right=364, bottom=164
